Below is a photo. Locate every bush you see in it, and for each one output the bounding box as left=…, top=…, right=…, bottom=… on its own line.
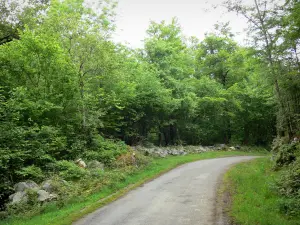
left=272, top=136, right=289, bottom=152
left=274, top=143, right=299, bottom=169
left=113, top=151, right=152, bottom=168
left=277, top=159, right=300, bottom=197
left=135, top=152, right=152, bottom=167
left=55, top=160, right=87, bottom=181
left=83, top=135, right=128, bottom=166
left=83, top=150, right=119, bottom=166
left=15, top=165, right=44, bottom=182
left=0, top=211, right=8, bottom=220
left=276, top=158, right=300, bottom=216
left=278, top=196, right=300, bottom=217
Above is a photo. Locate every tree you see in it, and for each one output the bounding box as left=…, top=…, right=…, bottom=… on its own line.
left=143, top=18, right=194, bottom=145
left=223, top=0, right=299, bottom=138
left=0, top=0, right=50, bottom=45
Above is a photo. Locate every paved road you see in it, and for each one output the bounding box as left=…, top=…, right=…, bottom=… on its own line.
left=74, top=156, right=258, bottom=225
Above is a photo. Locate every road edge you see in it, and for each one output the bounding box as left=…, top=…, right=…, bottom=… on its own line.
left=214, top=157, right=262, bottom=225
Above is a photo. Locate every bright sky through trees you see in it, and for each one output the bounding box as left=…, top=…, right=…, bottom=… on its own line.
left=112, top=0, right=248, bottom=48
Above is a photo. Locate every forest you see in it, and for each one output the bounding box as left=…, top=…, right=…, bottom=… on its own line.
left=0, top=0, right=299, bottom=223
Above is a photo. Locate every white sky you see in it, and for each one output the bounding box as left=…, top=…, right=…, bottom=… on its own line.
left=112, top=0, right=249, bottom=48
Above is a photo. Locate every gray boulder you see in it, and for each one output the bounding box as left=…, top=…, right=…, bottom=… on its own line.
left=219, top=144, right=227, bottom=150
left=198, top=146, right=207, bottom=152
left=216, top=144, right=227, bottom=151
left=229, top=146, right=236, bottom=150
left=37, top=190, right=50, bottom=202
left=170, top=150, right=179, bottom=156
left=178, top=150, right=186, bottom=155
left=41, top=179, right=69, bottom=193
left=10, top=191, right=28, bottom=204
left=49, top=193, right=58, bottom=200
left=156, top=151, right=167, bottom=158
left=42, top=180, right=54, bottom=193
left=9, top=193, right=15, bottom=201
left=14, top=180, right=39, bottom=192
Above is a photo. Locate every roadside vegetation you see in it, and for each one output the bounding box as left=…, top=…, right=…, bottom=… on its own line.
left=1, top=149, right=268, bottom=225
left=224, top=141, right=300, bottom=225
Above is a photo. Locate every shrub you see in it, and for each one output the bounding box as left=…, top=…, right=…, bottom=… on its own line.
left=84, top=150, right=119, bottom=166
left=15, top=165, right=44, bottom=182
left=276, top=158, right=300, bottom=216
left=55, top=160, right=87, bottom=181
left=113, top=152, right=135, bottom=168
left=278, top=196, right=300, bottom=217
left=272, top=136, right=289, bottom=152
left=0, top=211, right=8, bottom=220
left=88, top=168, right=105, bottom=178
left=135, top=152, right=152, bottom=167
left=274, top=143, right=299, bottom=169
left=277, top=159, right=300, bottom=197
left=113, top=152, right=151, bottom=168
left=83, top=135, right=128, bottom=166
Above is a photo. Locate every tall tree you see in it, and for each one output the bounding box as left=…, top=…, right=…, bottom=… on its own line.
left=223, top=0, right=299, bottom=138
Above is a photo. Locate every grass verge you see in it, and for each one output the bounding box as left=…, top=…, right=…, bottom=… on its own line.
left=223, top=157, right=300, bottom=225
left=2, top=151, right=267, bottom=225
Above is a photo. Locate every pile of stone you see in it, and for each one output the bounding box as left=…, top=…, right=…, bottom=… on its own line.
left=9, top=180, right=61, bottom=204
left=134, top=146, right=186, bottom=158
left=8, top=159, right=105, bottom=205
left=135, top=144, right=241, bottom=158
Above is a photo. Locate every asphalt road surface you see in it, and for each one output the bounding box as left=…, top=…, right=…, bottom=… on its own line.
left=74, top=156, right=258, bottom=225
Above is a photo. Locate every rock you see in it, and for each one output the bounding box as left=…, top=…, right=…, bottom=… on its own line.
left=229, top=146, right=236, bottom=150
left=216, top=144, right=228, bottom=151
left=49, top=193, right=58, bottom=200
left=37, top=190, right=50, bottom=202
left=198, top=146, right=207, bottom=152
left=11, top=191, right=28, bottom=204
left=14, top=180, right=39, bottom=192
left=156, top=151, right=167, bottom=158
left=42, top=179, right=69, bottom=193
left=178, top=150, right=186, bottom=155
left=87, top=160, right=104, bottom=170
left=219, top=144, right=227, bottom=150
left=75, top=158, right=87, bottom=168
left=42, top=180, right=54, bottom=193
left=9, top=193, right=15, bottom=201
left=170, top=150, right=179, bottom=156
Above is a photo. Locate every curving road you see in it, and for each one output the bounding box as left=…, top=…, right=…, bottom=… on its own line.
left=74, top=156, right=258, bottom=225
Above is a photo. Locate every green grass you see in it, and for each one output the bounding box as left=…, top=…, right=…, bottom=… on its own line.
left=2, top=151, right=267, bottom=225
left=224, top=157, right=300, bottom=225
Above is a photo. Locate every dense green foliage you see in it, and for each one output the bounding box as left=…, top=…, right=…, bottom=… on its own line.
left=271, top=139, right=300, bottom=217
left=225, top=0, right=300, bottom=137
left=0, top=0, right=299, bottom=220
